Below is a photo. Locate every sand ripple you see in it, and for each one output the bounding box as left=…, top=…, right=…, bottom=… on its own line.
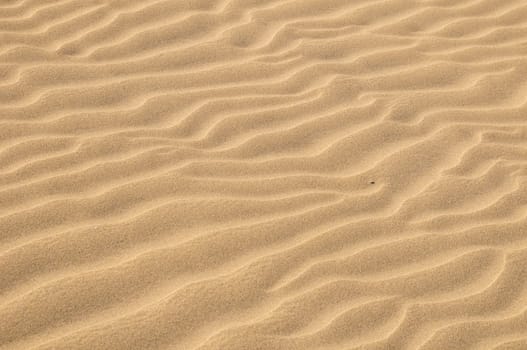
left=1, top=0, right=527, bottom=349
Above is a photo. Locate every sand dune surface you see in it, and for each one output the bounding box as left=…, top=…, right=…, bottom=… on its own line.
left=1, top=0, right=527, bottom=349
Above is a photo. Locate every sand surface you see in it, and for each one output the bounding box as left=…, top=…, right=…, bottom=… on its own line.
left=1, top=0, right=527, bottom=349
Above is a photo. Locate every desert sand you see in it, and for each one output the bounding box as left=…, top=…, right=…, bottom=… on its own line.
left=1, top=0, right=527, bottom=349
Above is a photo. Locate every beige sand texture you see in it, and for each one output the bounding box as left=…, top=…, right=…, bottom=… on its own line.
left=1, top=0, right=527, bottom=349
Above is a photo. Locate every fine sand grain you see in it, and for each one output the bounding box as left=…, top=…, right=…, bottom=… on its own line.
left=1, top=0, right=527, bottom=349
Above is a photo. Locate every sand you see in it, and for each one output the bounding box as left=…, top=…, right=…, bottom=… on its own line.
left=1, top=0, right=527, bottom=349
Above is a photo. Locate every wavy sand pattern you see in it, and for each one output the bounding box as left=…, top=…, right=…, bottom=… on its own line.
left=1, top=0, right=527, bottom=349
